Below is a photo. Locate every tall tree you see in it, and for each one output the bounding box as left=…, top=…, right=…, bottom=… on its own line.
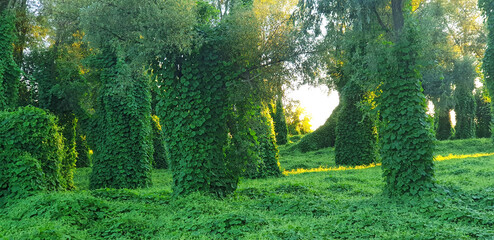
left=452, top=56, right=477, bottom=139
left=0, top=4, right=20, bottom=110
left=479, top=0, right=494, bottom=142
left=80, top=0, right=197, bottom=189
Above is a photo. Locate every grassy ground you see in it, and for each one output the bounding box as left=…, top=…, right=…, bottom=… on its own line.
left=1, top=139, right=493, bottom=239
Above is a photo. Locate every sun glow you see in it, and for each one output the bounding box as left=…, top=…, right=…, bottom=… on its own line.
left=283, top=152, right=494, bottom=176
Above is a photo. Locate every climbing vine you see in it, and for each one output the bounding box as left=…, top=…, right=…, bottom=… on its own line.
left=151, top=115, right=168, bottom=169
left=379, top=21, right=435, bottom=196
left=0, top=107, right=65, bottom=204
left=87, top=48, right=152, bottom=189
left=335, top=80, right=377, bottom=166
left=453, top=57, right=477, bottom=139
left=480, top=0, right=494, bottom=141
left=272, top=97, right=288, bottom=145
left=0, top=9, right=20, bottom=110
left=156, top=42, right=238, bottom=197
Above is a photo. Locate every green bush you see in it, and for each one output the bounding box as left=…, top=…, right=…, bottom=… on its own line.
left=296, top=104, right=341, bottom=153
left=151, top=115, right=168, bottom=169
left=0, top=107, right=65, bottom=203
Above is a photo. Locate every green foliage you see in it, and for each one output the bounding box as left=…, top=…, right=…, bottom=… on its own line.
left=436, top=110, right=453, bottom=140
left=0, top=9, right=20, bottom=110
left=151, top=115, right=168, bottom=169
left=475, top=89, right=491, bottom=138
left=0, top=153, right=45, bottom=205
left=296, top=105, right=341, bottom=153
left=272, top=97, right=288, bottom=145
left=480, top=0, right=494, bottom=142
left=87, top=49, right=152, bottom=189
left=59, top=113, right=77, bottom=190
left=253, top=106, right=282, bottom=178
left=285, top=100, right=312, bottom=135
left=453, top=57, right=477, bottom=139
left=335, top=80, right=377, bottom=165
left=157, top=42, right=237, bottom=197
left=3, top=139, right=494, bottom=239
left=75, top=124, right=91, bottom=168
left=0, top=107, right=65, bottom=203
left=379, top=21, right=435, bottom=196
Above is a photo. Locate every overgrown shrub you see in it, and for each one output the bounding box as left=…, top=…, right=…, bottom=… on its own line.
left=151, top=115, right=168, bottom=169
left=296, top=105, right=341, bottom=153
left=0, top=107, right=65, bottom=203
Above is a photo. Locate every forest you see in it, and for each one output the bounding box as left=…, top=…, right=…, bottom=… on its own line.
left=0, top=0, right=493, bottom=239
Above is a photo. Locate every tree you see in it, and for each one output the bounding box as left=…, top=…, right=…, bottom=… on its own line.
left=475, top=87, right=491, bottom=138
left=300, top=0, right=435, bottom=195
left=452, top=56, right=477, bottom=139
left=479, top=0, right=494, bottom=142
left=79, top=0, right=197, bottom=189
left=272, top=96, right=288, bottom=145
left=285, top=99, right=312, bottom=135
left=0, top=6, right=20, bottom=110
left=335, top=80, right=377, bottom=166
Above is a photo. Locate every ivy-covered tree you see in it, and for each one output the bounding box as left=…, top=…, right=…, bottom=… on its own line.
left=272, top=96, right=289, bottom=145
left=0, top=6, right=20, bottom=110
left=452, top=56, right=477, bottom=139
left=335, top=80, right=376, bottom=166
left=475, top=87, right=491, bottom=138
left=480, top=0, right=494, bottom=142
left=80, top=0, right=197, bottom=189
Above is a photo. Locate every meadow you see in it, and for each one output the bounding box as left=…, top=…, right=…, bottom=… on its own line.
left=1, top=138, right=493, bottom=239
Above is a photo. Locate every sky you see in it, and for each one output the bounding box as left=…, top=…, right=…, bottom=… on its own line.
left=286, top=85, right=339, bottom=130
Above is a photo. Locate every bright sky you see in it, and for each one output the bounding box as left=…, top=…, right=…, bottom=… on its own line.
left=286, top=85, right=339, bottom=130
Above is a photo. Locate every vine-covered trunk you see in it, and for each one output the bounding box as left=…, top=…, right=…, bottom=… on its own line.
left=380, top=20, right=435, bottom=196
left=480, top=0, right=494, bottom=142
left=272, top=96, right=288, bottom=145
left=89, top=51, right=152, bottom=189
left=158, top=50, right=237, bottom=197
left=59, top=112, right=77, bottom=190
left=454, top=90, right=475, bottom=139
left=0, top=9, right=20, bottom=110
left=435, top=108, right=452, bottom=140
left=335, top=80, right=376, bottom=166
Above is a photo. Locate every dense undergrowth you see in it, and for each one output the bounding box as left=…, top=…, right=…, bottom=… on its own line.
left=1, top=139, right=493, bottom=239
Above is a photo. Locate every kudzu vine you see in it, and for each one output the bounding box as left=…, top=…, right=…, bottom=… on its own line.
left=379, top=21, right=435, bottom=196
left=87, top=47, right=153, bottom=189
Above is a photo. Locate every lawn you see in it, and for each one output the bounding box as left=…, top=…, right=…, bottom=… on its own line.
left=1, top=139, right=493, bottom=239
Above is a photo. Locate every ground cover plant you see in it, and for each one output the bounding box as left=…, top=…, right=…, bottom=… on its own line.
left=0, top=138, right=492, bottom=239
